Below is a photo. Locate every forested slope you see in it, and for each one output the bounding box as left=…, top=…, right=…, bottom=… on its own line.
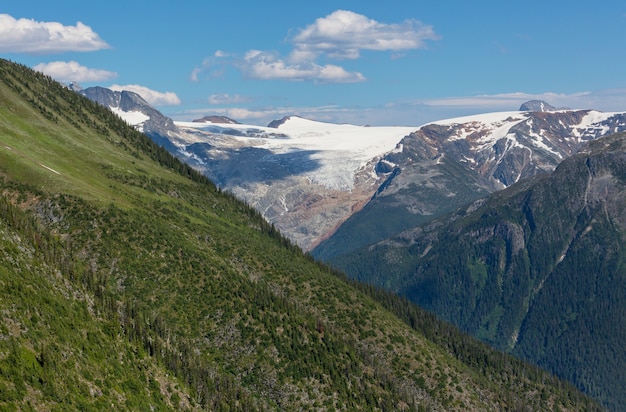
left=332, top=130, right=626, bottom=411
left=0, top=58, right=601, bottom=411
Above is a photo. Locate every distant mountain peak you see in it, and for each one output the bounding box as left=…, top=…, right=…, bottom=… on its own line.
left=519, top=100, right=557, bottom=112
left=192, top=115, right=239, bottom=124
left=267, top=115, right=303, bottom=128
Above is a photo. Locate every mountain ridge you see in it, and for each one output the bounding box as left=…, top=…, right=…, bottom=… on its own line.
left=77, top=86, right=417, bottom=250
left=78, top=86, right=177, bottom=135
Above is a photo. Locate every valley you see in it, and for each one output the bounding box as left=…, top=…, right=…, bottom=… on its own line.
left=11, top=59, right=626, bottom=409
left=0, top=58, right=602, bottom=411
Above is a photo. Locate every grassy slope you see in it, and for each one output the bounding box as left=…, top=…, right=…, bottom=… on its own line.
left=0, top=59, right=600, bottom=411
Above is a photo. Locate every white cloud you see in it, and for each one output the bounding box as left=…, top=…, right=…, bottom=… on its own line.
left=225, top=107, right=275, bottom=121
left=33, top=61, right=117, bottom=83
left=290, top=10, right=439, bottom=61
left=422, top=92, right=595, bottom=110
left=194, top=10, right=436, bottom=84
left=190, top=67, right=202, bottom=82
left=0, top=14, right=110, bottom=54
left=208, top=93, right=252, bottom=104
left=109, top=84, right=181, bottom=106
left=551, top=88, right=626, bottom=112
left=239, top=50, right=365, bottom=83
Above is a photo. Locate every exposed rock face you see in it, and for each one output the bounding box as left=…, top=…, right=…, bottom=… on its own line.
left=519, top=100, right=557, bottom=111
left=267, top=116, right=292, bottom=128
left=79, top=86, right=176, bottom=136
left=313, top=110, right=626, bottom=259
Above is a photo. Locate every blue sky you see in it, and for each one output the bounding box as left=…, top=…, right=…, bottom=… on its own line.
left=2, top=1, right=626, bottom=126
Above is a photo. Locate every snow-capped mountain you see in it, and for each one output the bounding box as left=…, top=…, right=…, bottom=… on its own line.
left=79, top=86, right=176, bottom=136
left=77, top=86, right=626, bottom=253
left=175, top=108, right=626, bottom=253
left=403, top=109, right=625, bottom=189
left=173, top=116, right=417, bottom=249
left=312, top=108, right=626, bottom=259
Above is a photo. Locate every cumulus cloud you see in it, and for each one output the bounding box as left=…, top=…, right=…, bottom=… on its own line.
left=194, top=10, right=436, bottom=84
left=208, top=93, right=252, bottom=104
left=290, top=10, right=439, bottom=61
left=34, top=61, right=117, bottom=83
left=0, top=14, right=110, bottom=54
left=109, top=84, right=181, bottom=106
left=238, top=50, right=365, bottom=83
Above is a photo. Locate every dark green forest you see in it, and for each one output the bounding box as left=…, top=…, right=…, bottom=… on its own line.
left=331, top=133, right=626, bottom=411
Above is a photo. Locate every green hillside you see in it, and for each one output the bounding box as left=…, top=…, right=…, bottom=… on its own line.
left=332, top=131, right=626, bottom=411
left=0, top=59, right=601, bottom=411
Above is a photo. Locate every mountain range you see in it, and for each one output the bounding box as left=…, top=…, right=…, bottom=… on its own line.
left=1, top=58, right=602, bottom=410
left=75, top=86, right=626, bottom=259
left=313, top=108, right=626, bottom=260
left=68, top=71, right=626, bottom=410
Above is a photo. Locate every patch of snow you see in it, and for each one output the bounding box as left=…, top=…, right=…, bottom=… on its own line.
left=379, top=159, right=397, bottom=168
left=526, top=129, right=563, bottom=159
left=571, top=111, right=620, bottom=137
left=110, top=107, right=149, bottom=126
left=436, top=112, right=528, bottom=150
left=279, top=194, right=289, bottom=214
left=495, top=134, right=526, bottom=166
left=431, top=111, right=526, bottom=127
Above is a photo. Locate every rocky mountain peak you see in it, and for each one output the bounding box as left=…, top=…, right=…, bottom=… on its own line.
left=78, top=86, right=176, bottom=136
left=192, top=115, right=240, bottom=124
left=519, top=100, right=557, bottom=112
